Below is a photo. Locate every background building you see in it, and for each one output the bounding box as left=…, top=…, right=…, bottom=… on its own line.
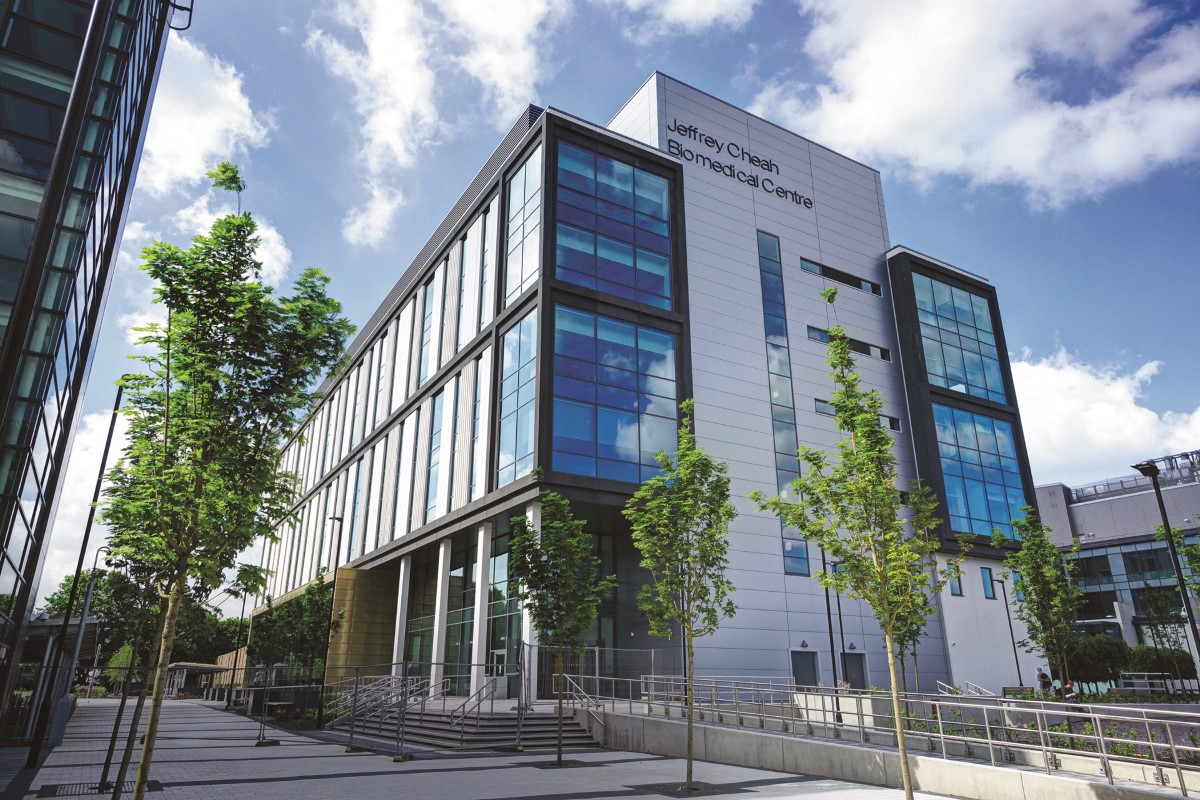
left=262, top=73, right=1040, bottom=697
left=1037, top=450, right=1200, bottom=649
left=0, top=0, right=175, bottom=705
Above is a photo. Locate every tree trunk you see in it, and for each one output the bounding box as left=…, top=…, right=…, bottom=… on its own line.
left=112, top=608, right=167, bottom=800
left=555, top=646, right=564, bottom=766
left=913, top=651, right=922, bottom=695
left=685, top=623, right=695, bottom=792
left=884, top=631, right=914, bottom=800
left=900, top=649, right=908, bottom=694
left=131, top=571, right=186, bottom=800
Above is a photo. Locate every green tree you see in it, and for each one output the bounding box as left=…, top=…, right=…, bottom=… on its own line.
left=510, top=479, right=615, bottom=765
left=1064, top=634, right=1129, bottom=684
left=98, top=162, right=353, bottom=800
left=623, top=399, right=736, bottom=792
left=1129, top=644, right=1197, bottom=680
left=1142, top=587, right=1188, bottom=680
left=751, top=288, right=960, bottom=800
left=249, top=573, right=341, bottom=670
left=992, top=507, right=1083, bottom=686
left=43, top=568, right=159, bottom=667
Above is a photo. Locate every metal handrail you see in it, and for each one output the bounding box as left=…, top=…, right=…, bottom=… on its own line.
left=565, top=673, right=1200, bottom=794
left=449, top=678, right=497, bottom=743
left=963, top=681, right=995, bottom=697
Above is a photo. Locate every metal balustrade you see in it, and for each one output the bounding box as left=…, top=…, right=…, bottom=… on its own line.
left=562, top=673, right=1200, bottom=794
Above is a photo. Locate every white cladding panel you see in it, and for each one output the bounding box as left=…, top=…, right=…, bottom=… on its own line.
left=608, top=74, right=935, bottom=686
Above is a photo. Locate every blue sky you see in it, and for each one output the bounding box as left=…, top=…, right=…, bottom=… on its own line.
left=40, top=0, right=1200, bottom=601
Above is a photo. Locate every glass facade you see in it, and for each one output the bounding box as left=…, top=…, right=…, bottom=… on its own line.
left=0, top=0, right=172, bottom=685
left=800, top=258, right=880, bottom=296
left=807, top=326, right=890, bottom=362
left=504, top=146, right=541, bottom=307
left=417, top=278, right=436, bottom=385
left=1066, top=533, right=1200, bottom=620
left=756, top=231, right=807, bottom=575
left=913, top=273, right=1005, bottom=403
left=551, top=306, right=676, bottom=482
left=554, top=141, right=672, bottom=309
left=496, top=309, right=536, bottom=487
left=443, top=529, right=477, bottom=694
left=932, top=403, right=1025, bottom=539
left=425, top=391, right=444, bottom=524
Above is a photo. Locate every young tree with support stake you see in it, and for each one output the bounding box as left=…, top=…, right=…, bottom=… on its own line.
left=510, top=474, right=615, bottom=766
left=992, top=508, right=1083, bottom=688
left=98, top=163, right=353, bottom=800
left=623, top=399, right=737, bottom=793
left=751, top=288, right=964, bottom=800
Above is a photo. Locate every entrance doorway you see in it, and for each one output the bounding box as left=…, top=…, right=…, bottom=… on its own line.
left=842, top=652, right=866, bottom=690
left=790, top=651, right=818, bottom=688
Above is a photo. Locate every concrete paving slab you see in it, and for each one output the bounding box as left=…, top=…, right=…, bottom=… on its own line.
left=6, top=699, right=954, bottom=800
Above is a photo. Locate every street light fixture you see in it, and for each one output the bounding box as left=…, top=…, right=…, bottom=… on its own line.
left=992, top=577, right=1023, bottom=687
left=1132, top=460, right=1200, bottom=671
left=315, top=515, right=345, bottom=727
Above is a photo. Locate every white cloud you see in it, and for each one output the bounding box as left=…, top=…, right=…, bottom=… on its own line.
left=604, top=0, right=757, bottom=42
left=435, top=0, right=569, bottom=126
left=1012, top=348, right=1200, bottom=487
left=138, top=38, right=272, bottom=197
left=36, top=410, right=128, bottom=609
left=307, top=0, right=569, bottom=245
left=750, top=1, right=1200, bottom=207
left=343, top=181, right=406, bottom=248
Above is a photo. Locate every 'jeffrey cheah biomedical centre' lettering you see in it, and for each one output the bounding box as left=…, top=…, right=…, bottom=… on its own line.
left=666, top=118, right=815, bottom=209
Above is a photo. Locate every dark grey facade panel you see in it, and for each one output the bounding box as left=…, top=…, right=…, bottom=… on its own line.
left=886, top=247, right=1038, bottom=557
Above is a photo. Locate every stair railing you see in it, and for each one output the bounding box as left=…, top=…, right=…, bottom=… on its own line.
left=564, top=673, right=605, bottom=743
left=449, top=678, right=497, bottom=744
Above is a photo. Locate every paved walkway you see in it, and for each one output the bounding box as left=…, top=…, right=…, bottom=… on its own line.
left=6, top=699, right=952, bottom=800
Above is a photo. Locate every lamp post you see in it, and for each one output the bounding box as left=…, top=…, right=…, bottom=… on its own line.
left=819, top=549, right=839, bottom=688
left=315, top=515, right=345, bottom=727
left=992, top=577, right=1023, bottom=687
left=1132, top=460, right=1200, bottom=672
left=67, top=546, right=110, bottom=695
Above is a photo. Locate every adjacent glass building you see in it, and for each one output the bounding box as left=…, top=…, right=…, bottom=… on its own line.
left=0, top=0, right=174, bottom=698
left=263, top=74, right=1040, bottom=697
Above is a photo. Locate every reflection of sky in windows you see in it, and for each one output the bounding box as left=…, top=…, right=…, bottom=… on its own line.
left=933, top=403, right=1025, bottom=539
left=913, top=274, right=1005, bottom=403
left=757, top=231, right=808, bottom=576
left=505, top=146, right=542, bottom=307
left=555, top=141, right=672, bottom=309
left=552, top=305, right=676, bottom=482
left=496, top=310, right=537, bottom=487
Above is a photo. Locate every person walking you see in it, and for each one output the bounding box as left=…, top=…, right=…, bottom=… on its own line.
left=1036, top=668, right=1052, bottom=694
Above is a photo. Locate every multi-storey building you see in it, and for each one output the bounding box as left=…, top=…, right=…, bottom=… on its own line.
left=262, top=73, right=1042, bottom=696
left=1037, top=451, right=1200, bottom=648
left=0, top=0, right=175, bottom=696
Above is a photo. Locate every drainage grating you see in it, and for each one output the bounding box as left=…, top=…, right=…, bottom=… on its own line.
left=37, top=780, right=162, bottom=797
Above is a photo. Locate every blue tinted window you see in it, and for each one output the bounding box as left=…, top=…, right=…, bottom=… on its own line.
left=551, top=305, right=676, bottom=481
left=913, top=273, right=1005, bottom=402
left=757, top=231, right=807, bottom=572
left=497, top=310, right=537, bottom=487
left=555, top=140, right=672, bottom=308
left=933, top=403, right=1025, bottom=539
left=949, top=576, right=963, bottom=596
left=981, top=567, right=996, bottom=599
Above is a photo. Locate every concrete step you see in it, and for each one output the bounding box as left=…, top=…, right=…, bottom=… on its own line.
left=334, top=710, right=597, bottom=750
